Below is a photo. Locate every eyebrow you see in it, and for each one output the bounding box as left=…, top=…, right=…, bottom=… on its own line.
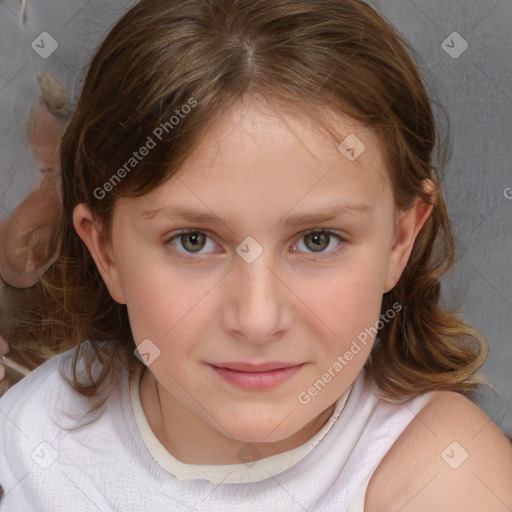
left=140, top=202, right=372, bottom=228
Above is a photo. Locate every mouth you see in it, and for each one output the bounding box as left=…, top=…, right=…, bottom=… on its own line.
left=207, top=362, right=306, bottom=390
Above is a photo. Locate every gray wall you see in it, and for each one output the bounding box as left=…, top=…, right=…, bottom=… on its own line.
left=0, top=0, right=511, bottom=436
left=370, top=0, right=512, bottom=437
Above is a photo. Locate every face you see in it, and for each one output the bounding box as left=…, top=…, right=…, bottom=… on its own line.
left=75, top=95, right=431, bottom=447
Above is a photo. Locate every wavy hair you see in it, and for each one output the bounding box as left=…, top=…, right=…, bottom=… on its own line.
left=6, top=0, right=495, bottom=414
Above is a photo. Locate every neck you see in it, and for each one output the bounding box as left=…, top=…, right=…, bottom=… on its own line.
left=139, top=367, right=336, bottom=465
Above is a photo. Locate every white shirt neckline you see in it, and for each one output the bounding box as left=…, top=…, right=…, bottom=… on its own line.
left=129, top=364, right=354, bottom=484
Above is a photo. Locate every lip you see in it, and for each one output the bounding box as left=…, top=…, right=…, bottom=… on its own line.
left=208, top=362, right=305, bottom=390
left=211, top=362, right=302, bottom=372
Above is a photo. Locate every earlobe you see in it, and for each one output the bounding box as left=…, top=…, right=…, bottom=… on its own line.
left=383, top=180, right=435, bottom=293
left=72, top=203, right=127, bottom=304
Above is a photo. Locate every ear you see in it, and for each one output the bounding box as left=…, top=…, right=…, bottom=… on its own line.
left=73, top=203, right=127, bottom=304
left=383, top=180, right=435, bottom=293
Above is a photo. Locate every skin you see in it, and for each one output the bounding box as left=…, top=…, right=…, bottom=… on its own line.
left=366, top=390, right=512, bottom=511
left=27, top=98, right=65, bottom=172
left=0, top=99, right=64, bottom=289
left=0, top=94, right=65, bottom=383
left=74, top=94, right=433, bottom=466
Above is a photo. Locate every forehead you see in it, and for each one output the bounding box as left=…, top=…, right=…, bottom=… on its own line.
left=182, top=96, right=387, bottom=178
left=117, top=96, right=394, bottom=223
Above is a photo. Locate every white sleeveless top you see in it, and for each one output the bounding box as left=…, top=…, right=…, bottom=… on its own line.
left=0, top=344, right=438, bottom=511
left=129, top=363, right=438, bottom=511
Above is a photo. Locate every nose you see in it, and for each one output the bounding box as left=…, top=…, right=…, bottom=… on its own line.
left=222, top=248, right=293, bottom=345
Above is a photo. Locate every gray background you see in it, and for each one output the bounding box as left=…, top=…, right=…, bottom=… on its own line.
left=0, top=0, right=511, bottom=436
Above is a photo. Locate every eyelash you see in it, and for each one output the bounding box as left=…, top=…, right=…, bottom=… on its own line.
left=163, top=228, right=347, bottom=261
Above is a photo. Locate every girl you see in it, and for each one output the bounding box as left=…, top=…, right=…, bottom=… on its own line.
left=0, top=0, right=511, bottom=510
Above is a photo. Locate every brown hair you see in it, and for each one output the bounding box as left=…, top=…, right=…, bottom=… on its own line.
left=14, top=0, right=495, bottom=413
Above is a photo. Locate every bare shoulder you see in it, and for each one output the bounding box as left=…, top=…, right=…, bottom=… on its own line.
left=365, top=390, right=512, bottom=512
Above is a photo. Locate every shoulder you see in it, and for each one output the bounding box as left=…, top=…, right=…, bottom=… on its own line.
left=0, top=346, right=100, bottom=468
left=0, top=343, right=134, bottom=507
left=365, top=390, right=512, bottom=512
left=0, top=341, right=124, bottom=435
left=0, top=349, right=68, bottom=415
left=0, top=349, right=74, bottom=441
left=0, top=350, right=75, bottom=494
left=0, top=343, right=79, bottom=395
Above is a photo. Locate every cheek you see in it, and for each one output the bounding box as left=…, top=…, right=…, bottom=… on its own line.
left=118, top=254, right=216, bottom=355
left=295, top=250, right=388, bottom=350
left=122, top=269, right=197, bottom=342
left=110, top=229, right=181, bottom=333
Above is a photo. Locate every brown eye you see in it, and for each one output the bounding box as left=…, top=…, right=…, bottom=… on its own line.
left=293, top=229, right=345, bottom=257
left=304, top=232, right=330, bottom=252
left=180, top=232, right=207, bottom=253
left=164, top=229, right=217, bottom=257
